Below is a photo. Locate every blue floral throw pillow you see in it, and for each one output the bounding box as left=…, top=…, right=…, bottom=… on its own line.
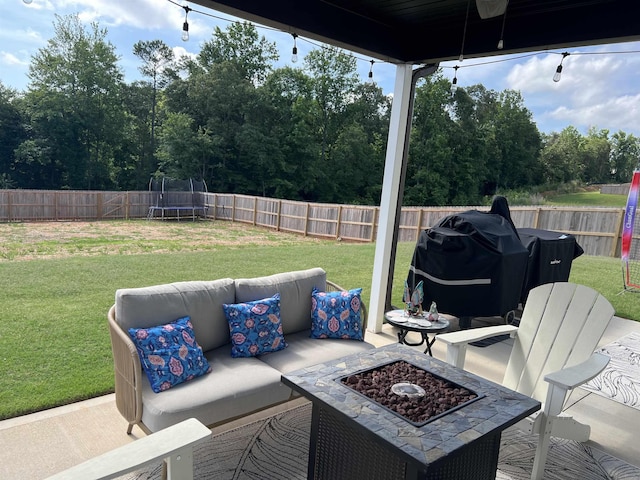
left=311, top=287, right=364, bottom=341
left=223, top=293, right=287, bottom=358
left=128, top=316, right=211, bottom=394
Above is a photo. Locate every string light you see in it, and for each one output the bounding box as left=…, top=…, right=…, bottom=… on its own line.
left=23, top=0, right=33, bottom=4
left=451, top=65, right=459, bottom=93
left=182, top=4, right=191, bottom=42
left=553, top=52, right=569, bottom=82
left=368, top=60, right=374, bottom=81
left=163, top=1, right=640, bottom=85
left=291, top=33, right=298, bottom=63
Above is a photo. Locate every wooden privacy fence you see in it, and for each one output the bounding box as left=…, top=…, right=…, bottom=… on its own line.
left=0, top=189, right=631, bottom=258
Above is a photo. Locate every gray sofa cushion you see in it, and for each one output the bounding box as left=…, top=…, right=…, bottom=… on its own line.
left=234, top=268, right=326, bottom=335
left=114, top=279, right=235, bottom=352
left=141, top=347, right=292, bottom=432
left=257, top=330, right=375, bottom=374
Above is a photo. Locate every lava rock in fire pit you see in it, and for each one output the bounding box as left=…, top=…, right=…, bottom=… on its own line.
left=341, top=360, right=479, bottom=425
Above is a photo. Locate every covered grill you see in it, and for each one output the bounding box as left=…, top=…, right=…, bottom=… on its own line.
left=407, top=209, right=530, bottom=327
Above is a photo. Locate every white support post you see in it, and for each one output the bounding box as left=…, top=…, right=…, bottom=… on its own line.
left=367, top=63, right=414, bottom=333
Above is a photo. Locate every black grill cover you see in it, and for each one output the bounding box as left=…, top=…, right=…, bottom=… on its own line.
left=408, top=210, right=529, bottom=317
left=518, top=228, right=584, bottom=303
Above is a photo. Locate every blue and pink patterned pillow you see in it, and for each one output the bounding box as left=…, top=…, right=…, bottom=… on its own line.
left=128, top=316, right=211, bottom=393
left=311, top=287, right=364, bottom=341
left=223, top=293, right=287, bottom=358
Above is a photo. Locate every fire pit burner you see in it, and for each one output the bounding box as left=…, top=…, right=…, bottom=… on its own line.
left=340, top=360, right=483, bottom=426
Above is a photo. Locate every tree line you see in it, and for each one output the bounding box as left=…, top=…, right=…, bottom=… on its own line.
left=0, top=14, right=639, bottom=206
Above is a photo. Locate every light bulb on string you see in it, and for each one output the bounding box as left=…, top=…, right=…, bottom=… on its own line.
left=553, top=52, right=569, bottom=82
left=181, top=4, right=191, bottom=42
left=368, top=60, right=374, bottom=81
left=451, top=66, right=459, bottom=93
left=291, top=33, right=298, bottom=63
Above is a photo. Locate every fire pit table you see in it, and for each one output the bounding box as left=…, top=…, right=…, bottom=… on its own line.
left=281, top=343, right=540, bottom=480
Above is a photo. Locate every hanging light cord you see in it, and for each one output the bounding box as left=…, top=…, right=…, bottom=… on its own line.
left=498, top=1, right=509, bottom=49
left=459, top=0, right=472, bottom=62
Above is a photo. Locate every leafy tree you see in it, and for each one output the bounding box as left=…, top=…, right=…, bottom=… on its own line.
left=582, top=128, right=612, bottom=184
left=609, top=131, right=640, bottom=183
left=22, top=14, right=126, bottom=189
left=405, top=73, right=456, bottom=206
left=259, top=67, right=318, bottom=199
left=490, top=90, right=542, bottom=189
left=0, top=83, right=27, bottom=187
left=301, top=46, right=362, bottom=201
left=539, top=127, right=585, bottom=184
left=162, top=23, right=277, bottom=191
left=132, top=40, right=177, bottom=176
left=197, top=21, right=278, bottom=84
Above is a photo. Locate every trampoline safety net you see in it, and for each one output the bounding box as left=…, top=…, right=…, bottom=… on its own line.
left=147, top=177, right=208, bottom=220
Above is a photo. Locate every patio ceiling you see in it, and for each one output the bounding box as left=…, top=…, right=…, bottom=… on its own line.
left=192, top=0, right=640, bottom=64
left=187, top=0, right=640, bottom=333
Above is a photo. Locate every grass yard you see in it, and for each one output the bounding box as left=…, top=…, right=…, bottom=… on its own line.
left=0, top=219, right=637, bottom=420
left=546, top=190, right=628, bottom=207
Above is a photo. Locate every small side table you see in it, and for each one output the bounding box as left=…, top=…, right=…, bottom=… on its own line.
left=384, top=309, right=450, bottom=356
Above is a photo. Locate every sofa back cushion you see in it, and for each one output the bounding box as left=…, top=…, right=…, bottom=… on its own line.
left=234, top=268, right=326, bottom=335
left=114, top=279, right=235, bottom=352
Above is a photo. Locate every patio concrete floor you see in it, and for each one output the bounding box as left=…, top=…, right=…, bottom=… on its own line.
left=1, top=315, right=639, bottom=479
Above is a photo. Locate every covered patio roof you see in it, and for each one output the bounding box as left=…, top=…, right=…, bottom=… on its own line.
left=190, top=0, right=640, bottom=332
left=193, top=0, right=640, bottom=64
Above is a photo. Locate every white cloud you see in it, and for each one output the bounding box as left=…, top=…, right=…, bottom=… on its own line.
left=549, top=93, right=640, bottom=134
left=50, top=0, right=216, bottom=38
left=502, top=45, right=640, bottom=135
left=0, top=52, right=29, bottom=67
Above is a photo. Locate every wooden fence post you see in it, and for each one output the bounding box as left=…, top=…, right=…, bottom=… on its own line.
left=533, top=207, right=541, bottom=228
left=276, top=200, right=282, bottom=231
left=613, top=208, right=625, bottom=258
left=370, top=207, right=379, bottom=242
left=336, top=205, right=343, bottom=239
left=97, top=192, right=103, bottom=220
left=304, top=204, right=310, bottom=236
left=253, top=197, right=258, bottom=226
left=232, top=195, right=236, bottom=222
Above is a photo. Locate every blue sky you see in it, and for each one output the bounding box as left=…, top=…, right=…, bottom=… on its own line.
left=3, top=0, right=640, bottom=137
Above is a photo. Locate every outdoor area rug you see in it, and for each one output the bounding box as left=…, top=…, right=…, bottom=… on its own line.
left=582, top=331, right=640, bottom=410
left=120, top=401, right=640, bottom=480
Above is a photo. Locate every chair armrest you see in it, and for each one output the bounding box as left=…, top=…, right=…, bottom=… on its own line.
left=544, top=352, right=610, bottom=390
left=542, top=352, right=610, bottom=417
left=46, top=418, right=211, bottom=480
left=437, top=324, right=518, bottom=346
left=326, top=279, right=369, bottom=330
left=107, top=305, right=145, bottom=434
left=437, top=325, right=518, bottom=369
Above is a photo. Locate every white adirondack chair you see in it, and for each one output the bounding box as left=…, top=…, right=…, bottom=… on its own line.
left=437, top=282, right=615, bottom=480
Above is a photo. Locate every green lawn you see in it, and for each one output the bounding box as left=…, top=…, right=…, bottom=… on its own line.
left=0, top=230, right=636, bottom=421
left=546, top=191, right=628, bottom=207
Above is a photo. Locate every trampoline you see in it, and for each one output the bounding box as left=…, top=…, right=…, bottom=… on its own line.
left=147, top=177, right=208, bottom=221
